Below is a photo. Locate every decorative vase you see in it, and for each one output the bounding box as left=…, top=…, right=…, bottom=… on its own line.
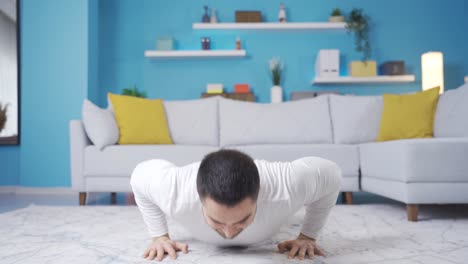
left=271, top=85, right=283, bottom=103
left=210, top=8, right=218, bottom=23
left=329, top=15, right=345, bottom=23
left=202, top=6, right=210, bottom=23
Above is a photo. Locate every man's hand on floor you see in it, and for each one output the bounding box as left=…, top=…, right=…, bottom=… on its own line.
left=143, top=234, right=189, bottom=261
left=277, top=233, right=326, bottom=260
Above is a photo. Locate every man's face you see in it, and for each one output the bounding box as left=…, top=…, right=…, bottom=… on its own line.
left=202, top=197, right=257, bottom=239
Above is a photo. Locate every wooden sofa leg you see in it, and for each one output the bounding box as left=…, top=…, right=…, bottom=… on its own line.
left=407, top=204, right=418, bottom=222
left=79, top=192, right=87, bottom=206
left=111, top=192, right=117, bottom=205
left=342, top=192, right=353, bottom=204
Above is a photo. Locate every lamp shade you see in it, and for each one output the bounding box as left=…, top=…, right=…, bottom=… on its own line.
left=422, top=51, right=444, bottom=94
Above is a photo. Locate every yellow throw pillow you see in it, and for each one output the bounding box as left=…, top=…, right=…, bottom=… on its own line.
left=108, top=93, right=173, bottom=144
left=377, top=87, right=440, bottom=142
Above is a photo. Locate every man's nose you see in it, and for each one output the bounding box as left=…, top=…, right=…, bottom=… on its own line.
left=223, top=225, right=237, bottom=238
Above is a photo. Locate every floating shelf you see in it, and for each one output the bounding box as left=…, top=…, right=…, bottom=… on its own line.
left=193, top=22, right=346, bottom=31
left=312, top=75, right=416, bottom=84
left=144, top=50, right=247, bottom=58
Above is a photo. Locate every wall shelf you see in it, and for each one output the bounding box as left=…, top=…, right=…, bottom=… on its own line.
left=144, top=50, right=247, bottom=58
left=312, top=75, right=416, bottom=84
left=193, top=22, right=346, bottom=31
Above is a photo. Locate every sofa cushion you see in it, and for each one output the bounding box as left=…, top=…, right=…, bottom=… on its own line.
left=163, top=96, right=219, bottom=146
left=227, top=144, right=359, bottom=178
left=434, top=83, right=468, bottom=138
left=329, top=95, right=382, bottom=144
left=84, top=145, right=218, bottom=177
left=219, top=96, right=333, bottom=146
left=359, top=138, right=468, bottom=183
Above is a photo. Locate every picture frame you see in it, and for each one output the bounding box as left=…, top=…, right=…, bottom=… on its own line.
left=0, top=0, right=20, bottom=145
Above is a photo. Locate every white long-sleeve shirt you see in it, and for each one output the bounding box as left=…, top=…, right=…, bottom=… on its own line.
left=130, top=156, right=342, bottom=246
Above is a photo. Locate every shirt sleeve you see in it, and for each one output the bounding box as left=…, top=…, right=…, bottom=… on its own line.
left=130, top=159, right=174, bottom=238
left=290, top=156, right=342, bottom=240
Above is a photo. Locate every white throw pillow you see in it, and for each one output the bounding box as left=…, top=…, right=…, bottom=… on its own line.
left=82, top=99, right=119, bottom=150
left=329, top=94, right=383, bottom=144
left=434, top=83, right=468, bottom=137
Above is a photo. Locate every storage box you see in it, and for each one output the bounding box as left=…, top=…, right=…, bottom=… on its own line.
left=235, top=11, right=262, bottom=22
left=349, top=61, right=377, bottom=77
left=234, top=84, right=250, bottom=93
left=380, top=61, right=405, bottom=75
left=315, top=50, right=340, bottom=77
left=156, top=37, right=174, bottom=50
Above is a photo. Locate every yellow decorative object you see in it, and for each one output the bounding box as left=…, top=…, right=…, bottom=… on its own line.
left=206, top=90, right=223, bottom=94
left=377, top=87, right=440, bottom=142
left=349, top=61, right=377, bottom=77
left=108, top=93, right=173, bottom=144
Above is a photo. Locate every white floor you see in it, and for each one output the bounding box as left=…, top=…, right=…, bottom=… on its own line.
left=0, top=195, right=467, bottom=264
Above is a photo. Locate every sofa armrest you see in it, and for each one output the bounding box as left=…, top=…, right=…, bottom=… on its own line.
left=70, top=120, right=91, bottom=191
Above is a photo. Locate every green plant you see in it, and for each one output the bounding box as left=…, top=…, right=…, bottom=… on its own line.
left=331, top=8, right=342, bottom=17
left=0, top=102, right=8, bottom=133
left=346, top=8, right=371, bottom=61
left=122, top=85, right=147, bottom=98
left=269, top=57, right=284, bottom=86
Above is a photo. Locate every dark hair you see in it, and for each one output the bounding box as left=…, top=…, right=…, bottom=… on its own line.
left=197, top=149, right=260, bottom=207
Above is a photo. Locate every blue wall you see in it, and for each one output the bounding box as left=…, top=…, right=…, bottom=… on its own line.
left=0, top=147, right=19, bottom=185
left=98, top=0, right=468, bottom=105
left=1, top=0, right=467, bottom=187
left=17, top=0, right=89, bottom=187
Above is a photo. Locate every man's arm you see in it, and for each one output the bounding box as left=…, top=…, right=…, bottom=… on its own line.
left=291, top=157, right=342, bottom=240
left=277, top=157, right=341, bottom=260
left=130, top=160, right=171, bottom=238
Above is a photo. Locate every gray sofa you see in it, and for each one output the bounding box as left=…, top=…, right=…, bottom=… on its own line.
left=70, top=84, right=468, bottom=221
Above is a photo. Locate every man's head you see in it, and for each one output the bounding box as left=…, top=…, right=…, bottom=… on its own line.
left=197, top=149, right=260, bottom=239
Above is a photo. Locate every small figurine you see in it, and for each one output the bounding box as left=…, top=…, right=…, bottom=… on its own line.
left=236, top=37, right=241, bottom=50
left=278, top=3, right=286, bottom=23
left=202, top=6, right=210, bottom=23
left=210, top=8, right=218, bottom=23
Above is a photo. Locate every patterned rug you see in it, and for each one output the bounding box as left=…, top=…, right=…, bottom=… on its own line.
left=0, top=204, right=467, bottom=264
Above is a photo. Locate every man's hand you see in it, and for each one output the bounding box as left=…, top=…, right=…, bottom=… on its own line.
left=143, top=234, right=189, bottom=261
left=277, top=233, right=326, bottom=260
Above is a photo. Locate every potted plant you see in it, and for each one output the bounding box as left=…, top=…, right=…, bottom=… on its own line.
left=0, top=103, right=8, bottom=133
left=346, top=8, right=371, bottom=61
left=329, top=8, right=344, bottom=23
left=122, top=85, right=147, bottom=98
left=269, top=57, right=284, bottom=103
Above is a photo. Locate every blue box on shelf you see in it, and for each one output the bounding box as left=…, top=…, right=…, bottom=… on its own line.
left=156, top=37, right=174, bottom=50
